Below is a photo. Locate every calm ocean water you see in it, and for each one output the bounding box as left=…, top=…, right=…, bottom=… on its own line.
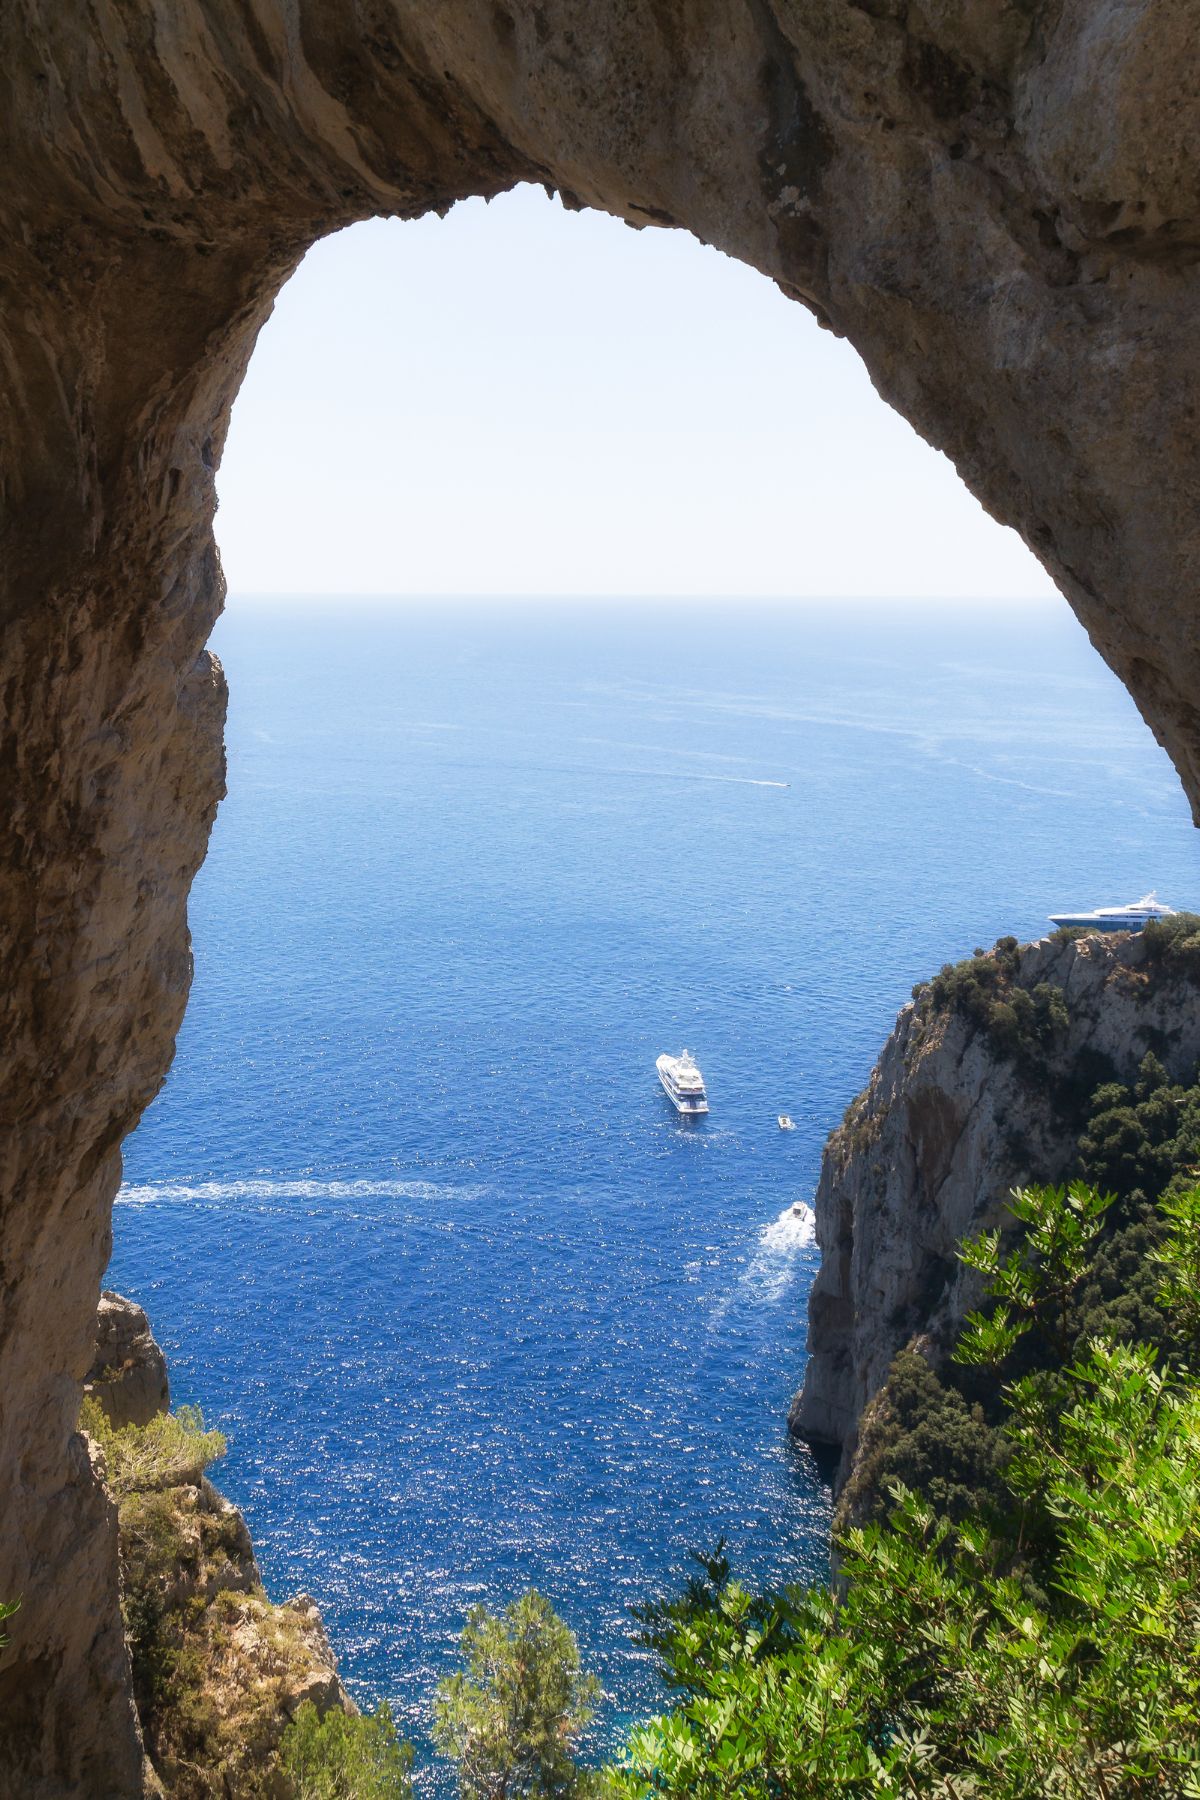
left=110, top=598, right=1200, bottom=1780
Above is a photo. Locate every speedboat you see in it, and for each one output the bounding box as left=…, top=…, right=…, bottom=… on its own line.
left=778, top=1114, right=795, bottom=1130
left=656, top=1048, right=709, bottom=1116
left=1047, top=892, right=1177, bottom=932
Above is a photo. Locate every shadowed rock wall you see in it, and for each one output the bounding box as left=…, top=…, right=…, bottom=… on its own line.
left=1, top=3, right=1198, bottom=1789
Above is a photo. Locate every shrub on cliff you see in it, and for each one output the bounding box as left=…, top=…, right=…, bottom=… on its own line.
left=1140, top=910, right=1200, bottom=974
left=608, top=1182, right=1200, bottom=1797
left=855, top=1052, right=1200, bottom=1532
left=280, top=1699, right=413, bottom=1798
left=921, top=938, right=1069, bottom=1070
left=81, top=1396, right=226, bottom=1498
left=83, top=1396, right=360, bottom=1797
left=434, top=1590, right=604, bottom=1799
left=837, top=1350, right=1010, bottom=1529
left=1079, top=1051, right=1200, bottom=1214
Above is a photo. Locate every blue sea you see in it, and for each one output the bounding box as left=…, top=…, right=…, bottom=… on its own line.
left=109, top=598, right=1200, bottom=1782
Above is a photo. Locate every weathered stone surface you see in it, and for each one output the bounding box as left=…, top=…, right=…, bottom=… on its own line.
left=791, top=929, right=1200, bottom=1487
left=86, top=1292, right=171, bottom=1431
left=2, top=4, right=1199, bottom=1789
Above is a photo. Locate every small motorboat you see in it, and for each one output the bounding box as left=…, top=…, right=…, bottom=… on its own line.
left=777, top=1114, right=795, bottom=1131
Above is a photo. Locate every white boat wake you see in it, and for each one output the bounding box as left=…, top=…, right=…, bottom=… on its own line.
left=708, top=1201, right=818, bottom=1327
left=116, top=1177, right=486, bottom=1207
left=760, top=1201, right=816, bottom=1253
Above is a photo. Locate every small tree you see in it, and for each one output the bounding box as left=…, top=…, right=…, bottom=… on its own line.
left=280, top=1699, right=413, bottom=1799
left=434, top=1590, right=603, bottom=1799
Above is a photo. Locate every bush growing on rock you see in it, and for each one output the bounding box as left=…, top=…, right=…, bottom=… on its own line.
left=837, top=1350, right=1010, bottom=1530
left=81, top=1396, right=226, bottom=1497
left=921, top=938, right=1069, bottom=1069
left=855, top=1047, right=1200, bottom=1533
left=1139, top=910, right=1200, bottom=975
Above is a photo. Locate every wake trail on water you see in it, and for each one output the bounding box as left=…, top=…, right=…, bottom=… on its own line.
left=116, top=1177, right=487, bottom=1206
left=707, top=1202, right=817, bottom=1330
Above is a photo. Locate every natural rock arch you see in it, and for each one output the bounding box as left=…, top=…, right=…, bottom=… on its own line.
left=2, top=3, right=1197, bottom=1790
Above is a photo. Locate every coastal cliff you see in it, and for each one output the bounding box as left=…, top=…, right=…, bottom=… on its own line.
left=83, top=1295, right=351, bottom=1798
left=791, top=922, right=1200, bottom=1491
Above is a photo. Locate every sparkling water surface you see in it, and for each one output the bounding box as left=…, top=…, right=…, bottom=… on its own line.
left=109, top=598, right=1200, bottom=1780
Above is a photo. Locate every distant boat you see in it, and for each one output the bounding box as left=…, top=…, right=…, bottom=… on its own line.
left=1047, top=891, right=1177, bottom=932
left=777, top=1114, right=795, bottom=1131
left=656, top=1049, right=709, bottom=1116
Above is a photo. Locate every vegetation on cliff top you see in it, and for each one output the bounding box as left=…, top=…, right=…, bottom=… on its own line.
left=921, top=932, right=1071, bottom=1067
left=607, top=1181, right=1200, bottom=1797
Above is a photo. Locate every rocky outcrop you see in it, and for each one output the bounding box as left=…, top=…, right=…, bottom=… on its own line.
left=3, top=5, right=1200, bottom=1788
left=86, top=1294, right=171, bottom=1432
left=82, top=1296, right=352, bottom=1797
left=791, top=927, right=1200, bottom=1487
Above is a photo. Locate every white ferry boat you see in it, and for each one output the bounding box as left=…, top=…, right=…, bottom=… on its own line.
left=1047, top=892, right=1177, bottom=933
left=656, top=1048, right=709, bottom=1116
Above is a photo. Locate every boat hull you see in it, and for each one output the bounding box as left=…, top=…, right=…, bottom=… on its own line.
left=1049, top=913, right=1161, bottom=931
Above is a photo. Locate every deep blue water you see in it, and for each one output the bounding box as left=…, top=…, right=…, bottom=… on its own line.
left=110, top=598, right=1200, bottom=1780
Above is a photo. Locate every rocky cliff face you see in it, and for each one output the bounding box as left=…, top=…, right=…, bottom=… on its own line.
left=87, top=1293, right=172, bottom=1432
left=4, top=5, right=1200, bottom=1788
left=791, top=927, right=1200, bottom=1488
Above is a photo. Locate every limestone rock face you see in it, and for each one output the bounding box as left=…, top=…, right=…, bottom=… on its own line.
left=86, top=1293, right=171, bottom=1431
left=791, top=929, right=1200, bottom=1485
left=3, top=4, right=1200, bottom=1789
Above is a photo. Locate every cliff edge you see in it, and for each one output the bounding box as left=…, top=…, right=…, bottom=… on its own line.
left=791, top=922, right=1200, bottom=1490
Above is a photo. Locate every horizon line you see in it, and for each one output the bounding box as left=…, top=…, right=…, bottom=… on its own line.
left=223, top=589, right=1062, bottom=604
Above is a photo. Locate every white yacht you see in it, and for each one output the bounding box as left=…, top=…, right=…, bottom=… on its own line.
left=1047, top=892, right=1177, bottom=932
left=778, top=1115, right=796, bottom=1131
left=657, top=1048, right=709, bottom=1116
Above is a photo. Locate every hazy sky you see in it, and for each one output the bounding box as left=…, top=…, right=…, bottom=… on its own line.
left=216, top=184, right=1056, bottom=601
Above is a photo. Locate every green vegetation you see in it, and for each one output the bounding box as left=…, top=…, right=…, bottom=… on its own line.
left=1079, top=1051, right=1200, bottom=1215
left=81, top=1396, right=230, bottom=1730
left=607, top=1181, right=1200, bottom=1797
left=1140, top=910, right=1200, bottom=974
left=0, top=1598, right=16, bottom=1649
left=920, top=935, right=1071, bottom=1066
left=434, top=1590, right=604, bottom=1799
left=852, top=1048, right=1200, bottom=1532
left=81, top=1397, right=227, bottom=1498
left=838, top=1348, right=1010, bottom=1529
left=280, top=1700, right=413, bottom=1798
